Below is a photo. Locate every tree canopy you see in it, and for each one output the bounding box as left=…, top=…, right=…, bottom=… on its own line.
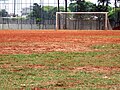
left=29, top=3, right=66, bottom=24
left=69, top=0, right=112, bottom=12
left=0, top=9, right=8, bottom=17
left=69, top=1, right=95, bottom=12
left=28, top=0, right=119, bottom=27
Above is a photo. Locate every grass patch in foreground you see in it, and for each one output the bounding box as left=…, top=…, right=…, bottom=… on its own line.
left=0, top=44, right=120, bottom=89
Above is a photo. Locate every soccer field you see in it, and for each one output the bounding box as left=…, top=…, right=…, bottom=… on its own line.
left=0, top=30, right=120, bottom=89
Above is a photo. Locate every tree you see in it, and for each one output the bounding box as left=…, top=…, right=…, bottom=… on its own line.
left=29, top=3, right=66, bottom=25
left=115, top=0, right=117, bottom=8
left=0, top=9, right=8, bottom=17
left=113, top=0, right=120, bottom=27
left=31, top=3, right=44, bottom=24
left=97, top=0, right=110, bottom=6
left=69, top=0, right=111, bottom=12
left=65, top=0, right=67, bottom=12
left=97, top=0, right=111, bottom=11
left=69, top=0, right=95, bottom=12
left=42, top=6, right=56, bottom=20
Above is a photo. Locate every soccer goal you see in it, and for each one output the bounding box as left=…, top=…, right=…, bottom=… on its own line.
left=56, top=12, right=108, bottom=30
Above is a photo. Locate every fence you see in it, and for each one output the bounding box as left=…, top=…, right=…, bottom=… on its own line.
left=0, top=0, right=112, bottom=30
left=0, top=0, right=66, bottom=30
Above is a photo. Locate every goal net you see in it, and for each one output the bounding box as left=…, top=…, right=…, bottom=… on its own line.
left=56, top=12, right=108, bottom=30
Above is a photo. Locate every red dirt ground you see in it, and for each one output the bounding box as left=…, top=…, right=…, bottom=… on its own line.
left=0, top=30, right=120, bottom=54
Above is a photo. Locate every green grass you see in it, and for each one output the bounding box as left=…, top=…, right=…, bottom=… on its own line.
left=0, top=44, right=120, bottom=89
left=92, top=43, right=120, bottom=50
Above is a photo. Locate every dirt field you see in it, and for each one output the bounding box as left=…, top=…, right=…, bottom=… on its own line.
left=0, top=30, right=120, bottom=54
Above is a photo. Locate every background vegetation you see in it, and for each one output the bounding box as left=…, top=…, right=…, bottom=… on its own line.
left=0, top=0, right=120, bottom=28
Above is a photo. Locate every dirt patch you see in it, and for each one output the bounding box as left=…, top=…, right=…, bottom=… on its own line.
left=26, top=64, right=45, bottom=69
left=73, top=66, right=120, bottom=73
left=31, top=87, right=47, bottom=90
left=0, top=30, right=120, bottom=54
left=0, top=64, right=46, bottom=72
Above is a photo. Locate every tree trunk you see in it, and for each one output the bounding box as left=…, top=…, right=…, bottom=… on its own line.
left=65, top=0, right=67, bottom=12
left=58, top=0, right=60, bottom=12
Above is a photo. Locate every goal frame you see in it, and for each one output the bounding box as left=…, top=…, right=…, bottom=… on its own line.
left=56, top=12, right=108, bottom=30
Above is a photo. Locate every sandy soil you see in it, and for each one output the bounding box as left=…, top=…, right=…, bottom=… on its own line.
left=0, top=30, right=120, bottom=54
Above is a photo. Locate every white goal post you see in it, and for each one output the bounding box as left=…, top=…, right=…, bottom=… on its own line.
left=56, top=12, right=108, bottom=30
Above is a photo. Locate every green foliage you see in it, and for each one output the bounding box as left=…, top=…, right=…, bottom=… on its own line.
left=42, top=6, right=55, bottom=12
left=29, top=3, right=65, bottom=23
left=69, top=3, right=77, bottom=12
left=29, top=3, right=43, bottom=24
left=92, top=43, right=120, bottom=50
left=69, top=1, right=95, bottom=12
left=0, top=9, right=8, bottom=17
left=93, top=5, right=109, bottom=12
left=109, top=8, right=120, bottom=21
left=42, top=6, right=57, bottom=20
left=36, top=18, right=42, bottom=22
left=69, top=0, right=111, bottom=12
